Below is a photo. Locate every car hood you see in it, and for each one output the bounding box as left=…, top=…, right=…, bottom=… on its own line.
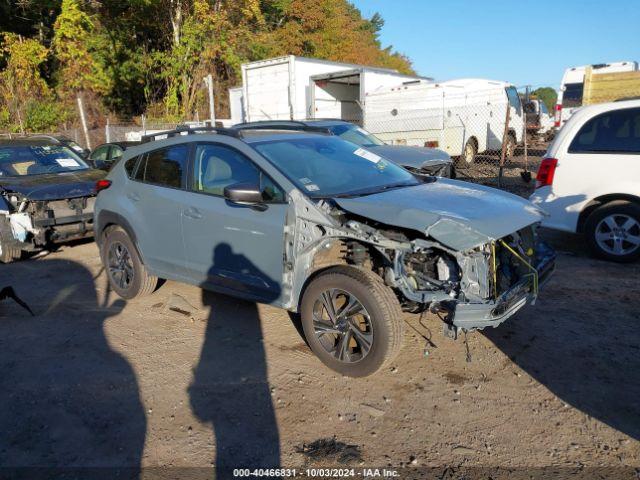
left=334, top=178, right=544, bottom=251
left=368, top=145, right=451, bottom=169
left=0, top=169, right=105, bottom=201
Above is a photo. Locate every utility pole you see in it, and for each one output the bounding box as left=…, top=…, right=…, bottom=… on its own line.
left=204, top=74, right=215, bottom=125
left=77, top=95, right=91, bottom=149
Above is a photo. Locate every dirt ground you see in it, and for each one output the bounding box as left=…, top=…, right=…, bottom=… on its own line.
left=1, top=228, right=639, bottom=479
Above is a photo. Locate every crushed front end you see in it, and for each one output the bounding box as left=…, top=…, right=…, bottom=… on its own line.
left=392, top=225, right=555, bottom=333
left=0, top=190, right=96, bottom=254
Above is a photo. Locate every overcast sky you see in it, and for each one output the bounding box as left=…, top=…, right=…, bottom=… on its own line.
left=351, top=0, right=640, bottom=89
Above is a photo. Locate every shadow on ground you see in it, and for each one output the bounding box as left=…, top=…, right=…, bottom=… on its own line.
left=485, top=230, right=640, bottom=441
left=0, top=259, right=146, bottom=477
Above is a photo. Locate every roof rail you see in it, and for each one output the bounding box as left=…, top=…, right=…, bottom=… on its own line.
left=140, top=125, right=240, bottom=143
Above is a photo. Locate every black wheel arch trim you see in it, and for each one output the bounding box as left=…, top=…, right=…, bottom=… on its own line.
left=95, top=210, right=146, bottom=264
left=577, top=194, right=640, bottom=233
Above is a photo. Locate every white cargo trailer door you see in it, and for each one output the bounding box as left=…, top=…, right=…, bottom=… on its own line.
left=244, top=60, right=292, bottom=121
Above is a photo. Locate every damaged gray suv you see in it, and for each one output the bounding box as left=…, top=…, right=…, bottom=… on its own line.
left=94, top=126, right=555, bottom=377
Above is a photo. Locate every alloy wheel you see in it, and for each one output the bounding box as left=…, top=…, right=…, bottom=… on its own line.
left=595, top=214, right=640, bottom=256
left=312, top=288, right=373, bottom=363
left=107, top=241, right=135, bottom=290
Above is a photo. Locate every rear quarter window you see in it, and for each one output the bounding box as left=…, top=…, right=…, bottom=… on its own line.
left=569, top=107, right=640, bottom=153
left=124, top=155, right=140, bottom=178
left=133, top=144, right=190, bottom=188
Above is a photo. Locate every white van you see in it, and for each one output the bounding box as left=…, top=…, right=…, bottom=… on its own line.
left=363, top=78, right=524, bottom=163
left=555, top=61, right=638, bottom=128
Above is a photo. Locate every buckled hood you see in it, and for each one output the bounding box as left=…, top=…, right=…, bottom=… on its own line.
left=334, top=178, right=544, bottom=251
left=367, top=145, right=451, bottom=169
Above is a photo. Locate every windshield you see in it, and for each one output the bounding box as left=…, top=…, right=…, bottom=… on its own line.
left=327, top=124, right=385, bottom=147
left=253, top=136, right=419, bottom=198
left=0, top=145, right=90, bottom=177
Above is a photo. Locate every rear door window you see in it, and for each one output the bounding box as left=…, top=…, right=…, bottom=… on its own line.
left=569, top=107, right=640, bottom=153
left=135, top=144, right=189, bottom=188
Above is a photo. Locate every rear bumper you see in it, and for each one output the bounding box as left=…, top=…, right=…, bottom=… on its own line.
left=451, top=240, right=556, bottom=331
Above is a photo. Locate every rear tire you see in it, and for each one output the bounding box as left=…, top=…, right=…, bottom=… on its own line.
left=300, top=267, right=404, bottom=377
left=584, top=201, right=640, bottom=263
left=101, top=227, right=158, bottom=299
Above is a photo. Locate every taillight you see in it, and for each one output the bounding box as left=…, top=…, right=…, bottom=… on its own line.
left=554, top=104, right=562, bottom=127
left=95, top=179, right=112, bottom=193
left=535, top=158, right=558, bottom=189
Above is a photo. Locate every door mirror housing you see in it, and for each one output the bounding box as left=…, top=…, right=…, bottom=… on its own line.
left=223, top=183, right=264, bottom=205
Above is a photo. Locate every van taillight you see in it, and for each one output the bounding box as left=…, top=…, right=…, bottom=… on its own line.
left=96, top=179, right=112, bottom=193
left=554, top=104, right=562, bottom=127
left=535, top=158, right=558, bottom=189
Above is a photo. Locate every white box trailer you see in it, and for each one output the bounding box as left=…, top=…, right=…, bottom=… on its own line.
left=238, top=55, right=429, bottom=123
left=363, top=78, right=524, bottom=160
left=310, top=67, right=429, bottom=124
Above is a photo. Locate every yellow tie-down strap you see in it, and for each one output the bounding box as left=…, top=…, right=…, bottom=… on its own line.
left=492, top=240, right=539, bottom=301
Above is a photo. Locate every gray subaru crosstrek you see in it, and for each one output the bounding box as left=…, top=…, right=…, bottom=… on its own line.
left=94, top=126, right=555, bottom=377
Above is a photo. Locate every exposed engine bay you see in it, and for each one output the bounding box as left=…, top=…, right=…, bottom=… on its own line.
left=284, top=189, right=556, bottom=335
left=0, top=190, right=95, bottom=253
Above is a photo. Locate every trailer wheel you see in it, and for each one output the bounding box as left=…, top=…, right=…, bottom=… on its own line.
left=462, top=138, right=477, bottom=164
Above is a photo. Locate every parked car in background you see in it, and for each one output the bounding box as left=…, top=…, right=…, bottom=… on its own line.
left=555, top=61, right=638, bottom=128
left=0, top=138, right=105, bottom=263
left=234, top=119, right=454, bottom=177
left=89, top=141, right=140, bottom=171
left=94, top=126, right=554, bottom=377
left=29, top=134, right=90, bottom=158
left=530, top=99, right=640, bottom=262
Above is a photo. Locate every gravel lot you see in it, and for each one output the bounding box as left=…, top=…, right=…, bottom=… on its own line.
left=1, top=228, right=639, bottom=478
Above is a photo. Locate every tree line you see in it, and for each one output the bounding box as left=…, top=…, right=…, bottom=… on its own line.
left=0, top=0, right=413, bottom=133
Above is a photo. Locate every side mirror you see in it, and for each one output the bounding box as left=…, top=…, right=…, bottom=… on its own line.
left=223, top=183, right=264, bottom=205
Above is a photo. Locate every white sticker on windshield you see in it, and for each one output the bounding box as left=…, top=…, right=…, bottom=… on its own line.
left=353, top=147, right=381, bottom=164
left=299, top=177, right=313, bottom=185
left=56, top=158, right=80, bottom=167
left=305, top=183, right=320, bottom=192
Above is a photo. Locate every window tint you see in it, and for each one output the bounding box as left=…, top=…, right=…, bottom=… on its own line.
left=562, top=82, right=584, bottom=108
left=193, top=143, right=284, bottom=202
left=569, top=107, right=640, bottom=153
left=124, top=156, right=139, bottom=177
left=137, top=144, right=189, bottom=188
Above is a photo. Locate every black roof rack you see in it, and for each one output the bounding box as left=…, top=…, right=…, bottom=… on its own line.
left=233, top=120, right=332, bottom=135
left=140, top=125, right=240, bottom=143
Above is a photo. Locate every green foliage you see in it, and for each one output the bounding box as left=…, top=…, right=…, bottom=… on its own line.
left=0, top=0, right=415, bottom=128
left=532, top=87, right=558, bottom=113
left=24, top=100, right=72, bottom=132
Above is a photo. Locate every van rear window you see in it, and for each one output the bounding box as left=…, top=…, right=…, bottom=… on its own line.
left=562, top=83, right=584, bottom=108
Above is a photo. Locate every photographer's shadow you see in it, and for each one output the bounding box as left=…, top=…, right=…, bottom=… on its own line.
left=0, top=259, right=145, bottom=474
left=189, top=244, right=281, bottom=473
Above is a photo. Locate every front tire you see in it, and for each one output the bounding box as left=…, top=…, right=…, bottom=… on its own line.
left=300, top=267, right=404, bottom=377
left=101, top=227, right=159, bottom=299
left=584, top=201, right=640, bottom=263
left=503, top=133, right=516, bottom=162
left=461, top=139, right=477, bottom=164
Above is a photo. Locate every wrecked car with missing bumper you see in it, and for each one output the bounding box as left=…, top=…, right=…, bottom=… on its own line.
left=0, top=138, right=104, bottom=263
left=94, top=127, right=555, bottom=377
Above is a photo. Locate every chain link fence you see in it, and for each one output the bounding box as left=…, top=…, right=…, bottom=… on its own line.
left=363, top=83, right=549, bottom=196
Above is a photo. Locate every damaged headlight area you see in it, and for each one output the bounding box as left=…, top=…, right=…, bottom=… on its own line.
left=383, top=225, right=555, bottom=333
left=0, top=191, right=96, bottom=252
